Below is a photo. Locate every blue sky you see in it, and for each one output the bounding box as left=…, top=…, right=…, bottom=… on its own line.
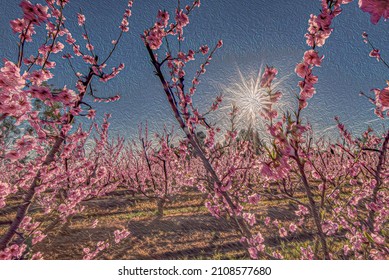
left=0, top=0, right=388, bottom=139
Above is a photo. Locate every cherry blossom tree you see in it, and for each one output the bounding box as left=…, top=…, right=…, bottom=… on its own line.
left=120, top=124, right=196, bottom=217
left=0, top=0, right=133, bottom=259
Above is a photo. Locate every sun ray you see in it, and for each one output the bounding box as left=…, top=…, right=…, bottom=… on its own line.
left=218, top=66, right=288, bottom=142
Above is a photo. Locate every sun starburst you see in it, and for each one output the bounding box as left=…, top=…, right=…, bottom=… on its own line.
left=219, top=67, right=287, bottom=137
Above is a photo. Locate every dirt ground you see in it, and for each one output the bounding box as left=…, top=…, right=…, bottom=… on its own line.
left=1, top=188, right=310, bottom=260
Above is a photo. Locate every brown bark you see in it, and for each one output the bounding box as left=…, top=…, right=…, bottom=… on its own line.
left=144, top=44, right=254, bottom=244
left=295, top=153, right=330, bottom=260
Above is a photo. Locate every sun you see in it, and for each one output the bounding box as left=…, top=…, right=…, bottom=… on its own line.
left=219, top=67, right=287, bottom=139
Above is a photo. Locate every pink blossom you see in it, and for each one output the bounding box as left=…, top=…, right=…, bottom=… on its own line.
left=299, top=82, right=316, bottom=100
left=369, top=49, right=380, bottom=61
left=157, top=10, right=169, bottom=27
left=279, top=227, right=288, bottom=237
left=0, top=60, right=25, bottom=91
left=124, top=9, right=132, bottom=17
left=371, top=233, right=385, bottom=245
left=343, top=245, right=350, bottom=256
left=52, top=42, right=64, bottom=53
left=33, top=4, right=49, bottom=23
left=303, top=50, right=323, bottom=66
left=243, top=212, right=256, bottom=226
left=56, top=87, right=77, bottom=106
left=300, top=246, right=314, bottom=260
left=72, top=44, right=82, bottom=56
left=378, top=87, right=389, bottom=107
left=86, top=43, right=94, bottom=51
left=305, top=73, right=318, bottom=85
left=120, top=18, right=129, bottom=32
left=199, top=45, right=209, bottom=54
left=145, top=27, right=165, bottom=50
left=32, top=230, right=47, bottom=245
left=28, top=69, right=52, bottom=85
left=260, top=66, right=278, bottom=88
left=175, top=10, right=189, bottom=27
left=248, top=247, right=258, bottom=259
left=359, top=0, right=389, bottom=24
left=82, top=55, right=96, bottom=65
left=289, top=223, right=297, bottom=233
left=322, top=220, right=338, bottom=236
left=77, top=13, right=85, bottom=26
left=86, top=109, right=96, bottom=119
left=248, top=193, right=261, bottom=204
left=10, top=18, right=26, bottom=33
left=295, top=62, right=309, bottom=78
left=296, top=205, right=309, bottom=216
left=31, top=252, right=43, bottom=260
left=114, top=229, right=130, bottom=244
left=20, top=0, right=35, bottom=21
left=273, top=251, right=284, bottom=259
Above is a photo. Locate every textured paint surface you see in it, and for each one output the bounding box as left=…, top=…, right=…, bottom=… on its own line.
left=0, top=0, right=388, bottom=138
